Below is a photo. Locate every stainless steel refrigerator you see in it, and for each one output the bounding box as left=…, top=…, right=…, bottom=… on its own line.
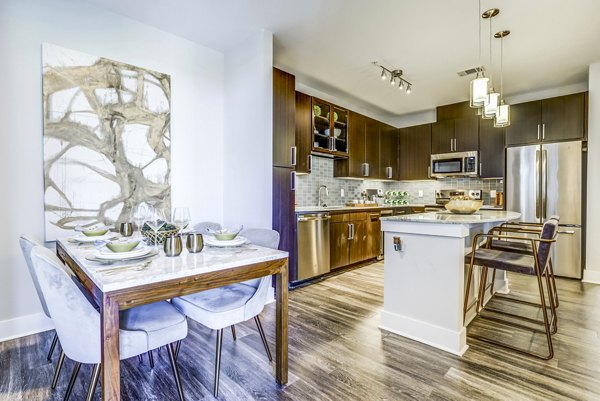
left=506, top=141, right=583, bottom=279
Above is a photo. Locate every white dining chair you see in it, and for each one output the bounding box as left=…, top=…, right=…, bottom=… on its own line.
left=171, top=228, right=280, bottom=397
left=193, top=221, right=222, bottom=234
left=30, top=245, right=188, bottom=401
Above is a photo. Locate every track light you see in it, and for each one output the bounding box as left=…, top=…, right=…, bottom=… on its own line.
left=373, top=62, right=413, bottom=94
left=406, top=85, right=412, bottom=94
left=390, top=76, right=396, bottom=86
left=398, top=80, right=404, bottom=90
left=380, top=69, right=387, bottom=80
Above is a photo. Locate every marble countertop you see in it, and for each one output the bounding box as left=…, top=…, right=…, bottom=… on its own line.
left=57, top=237, right=288, bottom=292
left=295, top=204, right=503, bottom=213
left=380, top=210, right=520, bottom=225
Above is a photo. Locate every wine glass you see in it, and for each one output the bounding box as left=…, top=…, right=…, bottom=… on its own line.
left=145, top=206, right=166, bottom=249
left=173, top=207, right=191, bottom=232
left=131, top=203, right=149, bottom=238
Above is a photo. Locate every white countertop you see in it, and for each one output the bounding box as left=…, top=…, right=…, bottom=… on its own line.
left=57, top=237, right=288, bottom=292
left=380, top=210, right=520, bottom=225
left=295, top=204, right=503, bottom=213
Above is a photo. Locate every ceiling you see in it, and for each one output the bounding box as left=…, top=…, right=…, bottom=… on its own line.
left=82, top=0, right=600, bottom=118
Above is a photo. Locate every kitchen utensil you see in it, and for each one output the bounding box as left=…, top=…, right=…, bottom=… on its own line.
left=186, top=232, right=204, bottom=253
left=119, top=222, right=134, bottom=237
left=164, top=234, right=183, bottom=257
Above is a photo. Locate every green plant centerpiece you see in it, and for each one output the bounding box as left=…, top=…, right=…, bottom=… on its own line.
left=141, top=221, right=180, bottom=245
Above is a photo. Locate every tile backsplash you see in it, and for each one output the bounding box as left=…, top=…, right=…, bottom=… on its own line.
left=295, top=156, right=503, bottom=207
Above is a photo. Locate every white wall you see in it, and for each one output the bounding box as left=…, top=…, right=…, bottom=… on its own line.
left=584, top=62, right=600, bottom=283
left=0, top=0, right=225, bottom=340
left=222, top=31, right=273, bottom=229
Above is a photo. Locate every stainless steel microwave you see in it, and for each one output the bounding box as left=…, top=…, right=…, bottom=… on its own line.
left=430, top=151, right=478, bottom=178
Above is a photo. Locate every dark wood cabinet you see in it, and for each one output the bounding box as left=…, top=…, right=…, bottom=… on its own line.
left=272, top=68, right=295, bottom=168
left=431, top=117, right=478, bottom=154
left=272, top=167, right=296, bottom=280
left=399, top=124, right=432, bottom=180
left=295, top=91, right=312, bottom=174
left=348, top=217, right=367, bottom=265
left=431, top=120, right=454, bottom=154
left=330, top=220, right=349, bottom=270
left=479, top=119, right=505, bottom=178
left=365, top=117, right=380, bottom=178
left=312, top=97, right=348, bottom=156
left=505, top=92, right=586, bottom=146
left=379, top=123, right=399, bottom=180
left=329, top=211, right=375, bottom=269
left=365, top=212, right=381, bottom=260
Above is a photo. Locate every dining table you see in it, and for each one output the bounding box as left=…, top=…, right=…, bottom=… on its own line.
left=56, top=236, right=289, bottom=401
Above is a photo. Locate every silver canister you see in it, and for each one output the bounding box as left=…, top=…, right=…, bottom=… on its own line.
left=119, top=222, right=134, bottom=237
left=164, top=234, right=183, bottom=257
left=186, top=232, right=204, bottom=253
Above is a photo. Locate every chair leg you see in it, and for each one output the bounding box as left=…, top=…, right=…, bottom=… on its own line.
left=535, top=264, right=554, bottom=359
left=167, top=344, right=185, bottom=401
left=64, top=362, right=82, bottom=401
left=47, top=333, right=59, bottom=362
left=489, top=268, right=497, bottom=296
left=463, top=259, right=476, bottom=322
left=548, top=258, right=559, bottom=308
left=85, top=364, right=101, bottom=401
left=51, top=349, right=66, bottom=389
left=231, top=325, right=237, bottom=341
left=477, top=267, right=489, bottom=313
left=148, top=350, right=154, bottom=369
left=545, top=268, right=558, bottom=334
left=254, top=316, right=273, bottom=362
left=138, top=354, right=143, bottom=364
left=214, top=329, right=224, bottom=397
left=175, top=340, right=182, bottom=360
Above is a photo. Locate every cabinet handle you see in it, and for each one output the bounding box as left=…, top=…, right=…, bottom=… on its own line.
left=479, top=162, right=482, bottom=176
left=290, top=146, right=297, bottom=166
left=450, top=138, right=453, bottom=152
left=454, top=138, right=457, bottom=151
left=427, top=166, right=431, bottom=178
left=308, top=154, right=313, bottom=172
left=362, top=163, right=370, bottom=177
left=537, top=124, right=540, bottom=140
left=386, top=166, right=393, bottom=179
left=290, top=171, right=296, bottom=191
left=542, top=123, right=545, bottom=140
left=348, top=223, right=354, bottom=240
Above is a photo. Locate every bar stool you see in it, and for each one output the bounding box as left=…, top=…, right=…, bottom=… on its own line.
left=463, top=218, right=559, bottom=360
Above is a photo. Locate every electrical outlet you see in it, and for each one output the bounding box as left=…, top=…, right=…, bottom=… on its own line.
left=490, top=190, right=496, bottom=198
left=341, top=189, right=345, bottom=198
left=418, top=190, right=423, bottom=197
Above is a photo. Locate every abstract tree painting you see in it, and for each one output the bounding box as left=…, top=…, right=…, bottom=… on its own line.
left=42, top=44, right=171, bottom=240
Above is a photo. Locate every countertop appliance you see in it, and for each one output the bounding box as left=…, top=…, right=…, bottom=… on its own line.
left=507, top=141, right=583, bottom=279
left=430, top=151, right=478, bottom=178
left=295, top=213, right=330, bottom=282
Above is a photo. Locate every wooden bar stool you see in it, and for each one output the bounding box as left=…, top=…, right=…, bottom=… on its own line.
left=463, top=218, right=559, bottom=360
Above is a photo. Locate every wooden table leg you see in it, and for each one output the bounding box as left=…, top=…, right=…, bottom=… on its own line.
left=101, top=294, right=120, bottom=401
left=275, top=262, right=288, bottom=385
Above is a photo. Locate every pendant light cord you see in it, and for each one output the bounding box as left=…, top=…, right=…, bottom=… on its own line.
left=478, top=0, right=482, bottom=77
left=500, top=35, right=504, bottom=98
left=489, top=13, right=493, bottom=86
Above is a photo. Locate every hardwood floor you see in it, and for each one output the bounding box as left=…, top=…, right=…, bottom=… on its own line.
left=1, top=262, right=600, bottom=400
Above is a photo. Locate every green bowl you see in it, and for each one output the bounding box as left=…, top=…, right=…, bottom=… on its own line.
left=213, top=232, right=239, bottom=241
left=82, top=229, right=109, bottom=237
left=106, top=240, right=140, bottom=253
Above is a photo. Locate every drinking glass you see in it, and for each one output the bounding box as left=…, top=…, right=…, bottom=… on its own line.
left=146, top=206, right=166, bottom=249
left=173, top=207, right=191, bottom=232
left=131, top=203, right=149, bottom=238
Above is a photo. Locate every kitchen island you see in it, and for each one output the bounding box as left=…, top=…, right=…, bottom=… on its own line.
left=379, top=210, right=520, bottom=356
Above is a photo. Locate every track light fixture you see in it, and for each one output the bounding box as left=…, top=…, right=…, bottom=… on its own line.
left=373, top=62, right=413, bottom=94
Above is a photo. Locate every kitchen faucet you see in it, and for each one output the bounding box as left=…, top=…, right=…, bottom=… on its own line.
left=318, top=185, right=329, bottom=207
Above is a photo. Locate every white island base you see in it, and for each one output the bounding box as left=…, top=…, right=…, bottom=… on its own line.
left=380, top=211, right=520, bottom=356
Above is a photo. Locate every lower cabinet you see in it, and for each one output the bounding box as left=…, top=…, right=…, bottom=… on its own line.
left=330, top=211, right=378, bottom=269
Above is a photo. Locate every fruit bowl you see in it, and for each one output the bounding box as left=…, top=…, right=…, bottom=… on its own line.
left=444, top=198, right=483, bottom=215
left=141, top=222, right=180, bottom=245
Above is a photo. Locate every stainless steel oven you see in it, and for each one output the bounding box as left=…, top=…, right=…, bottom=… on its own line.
left=430, top=151, right=478, bottom=178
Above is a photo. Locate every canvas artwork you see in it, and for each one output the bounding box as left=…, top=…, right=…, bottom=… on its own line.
left=42, top=43, right=171, bottom=240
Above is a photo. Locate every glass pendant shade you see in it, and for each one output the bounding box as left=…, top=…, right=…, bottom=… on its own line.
left=494, top=103, right=510, bottom=127
left=470, top=77, right=489, bottom=108
left=483, top=91, right=500, bottom=119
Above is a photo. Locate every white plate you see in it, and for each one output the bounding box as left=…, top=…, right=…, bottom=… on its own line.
left=94, top=246, right=152, bottom=260
left=71, top=233, right=115, bottom=243
left=204, top=236, right=248, bottom=247
left=86, top=249, right=159, bottom=264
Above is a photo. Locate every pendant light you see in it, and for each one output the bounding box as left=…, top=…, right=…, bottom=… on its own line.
left=494, top=30, right=511, bottom=127
left=482, top=8, right=500, bottom=118
left=470, top=0, right=489, bottom=108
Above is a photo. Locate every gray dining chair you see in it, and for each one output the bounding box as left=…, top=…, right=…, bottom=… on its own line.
left=171, top=228, right=280, bottom=397
left=193, top=221, right=222, bottom=234
left=30, top=245, right=188, bottom=401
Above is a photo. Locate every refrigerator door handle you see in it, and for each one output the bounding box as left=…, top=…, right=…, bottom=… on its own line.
left=542, top=149, right=548, bottom=219
left=535, top=149, right=541, bottom=219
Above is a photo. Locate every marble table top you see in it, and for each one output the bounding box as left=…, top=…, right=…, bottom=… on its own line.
left=380, top=210, right=521, bottom=225
left=57, top=237, right=288, bottom=292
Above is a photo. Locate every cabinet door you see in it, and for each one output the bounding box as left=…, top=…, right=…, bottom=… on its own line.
left=399, top=124, right=432, bottom=180
left=347, top=111, right=366, bottom=177
left=454, top=116, right=479, bottom=151
left=505, top=100, right=541, bottom=146
left=365, top=212, right=381, bottom=260
left=294, top=92, right=312, bottom=174
left=348, top=220, right=367, bottom=265
left=330, top=222, right=349, bottom=269
left=541, top=92, right=586, bottom=142
left=431, top=120, right=454, bottom=154
left=272, top=167, right=296, bottom=281
left=312, top=98, right=332, bottom=152
left=379, top=123, right=399, bottom=180
left=365, top=117, right=380, bottom=178
left=333, top=106, right=349, bottom=153
left=479, top=119, right=505, bottom=179
left=272, top=68, right=295, bottom=168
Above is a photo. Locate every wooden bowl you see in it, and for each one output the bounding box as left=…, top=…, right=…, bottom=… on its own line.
left=444, top=199, right=483, bottom=215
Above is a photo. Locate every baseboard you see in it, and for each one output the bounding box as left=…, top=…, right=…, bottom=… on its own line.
left=0, top=313, right=53, bottom=342
left=582, top=269, right=600, bottom=284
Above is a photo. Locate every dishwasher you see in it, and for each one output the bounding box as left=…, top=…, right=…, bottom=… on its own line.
left=296, top=213, right=330, bottom=282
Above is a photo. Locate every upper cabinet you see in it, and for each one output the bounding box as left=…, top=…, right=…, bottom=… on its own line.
left=479, top=118, right=505, bottom=179
left=431, top=116, right=478, bottom=154
left=399, top=124, right=431, bottom=180
left=272, top=68, right=296, bottom=168
left=312, top=98, right=348, bottom=156
left=505, top=92, right=587, bottom=146
left=295, top=91, right=313, bottom=174
left=379, top=122, right=399, bottom=180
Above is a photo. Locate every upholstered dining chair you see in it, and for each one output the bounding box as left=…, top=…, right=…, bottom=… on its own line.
left=193, top=221, right=222, bottom=234
left=30, top=245, right=188, bottom=401
left=171, top=228, right=280, bottom=397
left=463, top=218, right=559, bottom=360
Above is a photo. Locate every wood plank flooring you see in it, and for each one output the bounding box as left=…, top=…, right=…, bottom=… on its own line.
left=1, top=262, right=600, bottom=400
